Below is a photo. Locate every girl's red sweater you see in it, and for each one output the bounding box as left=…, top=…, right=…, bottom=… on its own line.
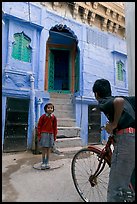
left=37, top=114, right=57, bottom=141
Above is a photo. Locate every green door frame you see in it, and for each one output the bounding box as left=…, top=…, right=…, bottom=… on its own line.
left=48, top=47, right=71, bottom=94
left=45, top=43, right=79, bottom=94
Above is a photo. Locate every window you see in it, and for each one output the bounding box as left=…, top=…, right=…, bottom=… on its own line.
left=12, top=32, right=32, bottom=62
left=117, top=60, right=124, bottom=81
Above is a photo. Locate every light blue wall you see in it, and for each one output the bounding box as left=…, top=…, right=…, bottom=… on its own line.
left=75, top=26, right=128, bottom=145
left=2, top=2, right=128, bottom=148
left=2, top=2, right=50, bottom=148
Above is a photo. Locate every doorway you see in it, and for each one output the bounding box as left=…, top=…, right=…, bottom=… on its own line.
left=45, top=24, right=79, bottom=94
left=3, top=97, right=29, bottom=152
left=48, top=49, right=70, bottom=92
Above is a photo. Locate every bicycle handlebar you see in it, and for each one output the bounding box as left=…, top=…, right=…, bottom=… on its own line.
left=100, top=125, right=114, bottom=137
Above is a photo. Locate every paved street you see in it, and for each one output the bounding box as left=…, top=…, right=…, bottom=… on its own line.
left=2, top=149, right=84, bottom=202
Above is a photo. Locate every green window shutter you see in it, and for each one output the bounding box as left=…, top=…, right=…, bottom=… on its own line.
left=21, top=35, right=31, bottom=62
left=117, top=61, right=123, bottom=81
left=12, top=34, right=22, bottom=60
left=12, top=32, right=32, bottom=63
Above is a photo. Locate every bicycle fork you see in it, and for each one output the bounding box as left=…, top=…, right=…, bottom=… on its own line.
left=88, top=152, right=107, bottom=187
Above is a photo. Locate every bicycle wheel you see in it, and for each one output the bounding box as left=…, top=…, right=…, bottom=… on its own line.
left=71, top=147, right=110, bottom=202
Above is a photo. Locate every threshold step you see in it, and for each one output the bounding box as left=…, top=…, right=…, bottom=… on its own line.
left=58, top=146, right=83, bottom=153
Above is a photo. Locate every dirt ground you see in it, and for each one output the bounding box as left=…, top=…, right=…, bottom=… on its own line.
left=2, top=149, right=83, bottom=202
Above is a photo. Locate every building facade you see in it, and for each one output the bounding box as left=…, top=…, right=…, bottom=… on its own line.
left=2, top=2, right=128, bottom=152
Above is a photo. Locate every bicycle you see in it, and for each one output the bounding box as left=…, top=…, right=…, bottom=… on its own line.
left=71, top=126, right=135, bottom=202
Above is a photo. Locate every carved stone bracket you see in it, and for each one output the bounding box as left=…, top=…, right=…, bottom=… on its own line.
left=89, top=12, right=96, bottom=25
left=40, top=2, right=46, bottom=6
left=85, top=2, right=90, bottom=6
left=114, top=24, right=119, bottom=33
left=72, top=3, right=79, bottom=19
left=92, top=2, right=98, bottom=9
left=82, top=8, right=89, bottom=23
left=108, top=21, right=114, bottom=32
left=102, top=18, right=108, bottom=31
left=106, top=8, right=110, bottom=16
left=53, top=2, right=59, bottom=11
left=118, top=14, right=122, bottom=21
left=40, top=2, right=125, bottom=38
left=112, top=11, right=117, bottom=19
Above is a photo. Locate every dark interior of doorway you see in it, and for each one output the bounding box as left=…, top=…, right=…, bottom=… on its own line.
left=88, top=105, right=101, bottom=144
left=3, top=97, right=29, bottom=152
left=52, top=49, right=70, bottom=90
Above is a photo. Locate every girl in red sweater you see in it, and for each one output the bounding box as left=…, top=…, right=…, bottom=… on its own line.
left=37, top=103, right=57, bottom=169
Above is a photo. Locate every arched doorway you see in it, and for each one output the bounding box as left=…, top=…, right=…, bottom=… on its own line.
left=45, top=24, right=79, bottom=94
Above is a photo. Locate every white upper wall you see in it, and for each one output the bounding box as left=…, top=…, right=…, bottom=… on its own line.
left=124, top=2, right=135, bottom=96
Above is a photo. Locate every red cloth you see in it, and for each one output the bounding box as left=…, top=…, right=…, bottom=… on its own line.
left=116, top=127, right=135, bottom=135
left=37, top=114, right=57, bottom=141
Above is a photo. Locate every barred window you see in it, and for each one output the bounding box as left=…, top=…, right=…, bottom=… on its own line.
left=87, top=28, right=108, bottom=49
left=12, top=32, right=32, bottom=63
left=117, top=60, right=124, bottom=81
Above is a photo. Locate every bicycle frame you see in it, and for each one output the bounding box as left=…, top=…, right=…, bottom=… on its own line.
left=87, top=133, right=135, bottom=198
left=71, top=126, right=135, bottom=202
left=88, top=135, right=113, bottom=185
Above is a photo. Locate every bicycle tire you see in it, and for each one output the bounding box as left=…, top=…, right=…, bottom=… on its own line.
left=71, top=147, right=110, bottom=202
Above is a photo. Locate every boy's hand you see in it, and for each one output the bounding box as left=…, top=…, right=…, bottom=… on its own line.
left=105, top=122, right=117, bottom=134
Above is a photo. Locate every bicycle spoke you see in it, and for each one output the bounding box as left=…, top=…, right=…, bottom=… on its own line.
left=71, top=148, right=110, bottom=202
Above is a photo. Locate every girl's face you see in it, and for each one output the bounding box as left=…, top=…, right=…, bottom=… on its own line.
left=46, top=105, right=54, bottom=114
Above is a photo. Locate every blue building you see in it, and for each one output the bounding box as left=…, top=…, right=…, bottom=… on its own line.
left=2, top=2, right=128, bottom=152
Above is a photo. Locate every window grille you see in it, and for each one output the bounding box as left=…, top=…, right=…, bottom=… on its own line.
left=117, top=60, right=124, bottom=81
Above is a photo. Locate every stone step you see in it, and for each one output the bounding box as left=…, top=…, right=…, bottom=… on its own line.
left=55, top=137, right=82, bottom=148
left=54, top=110, right=75, bottom=118
left=50, top=94, right=75, bottom=119
left=51, top=98, right=72, bottom=105
left=57, top=118, right=76, bottom=127
left=50, top=97, right=72, bottom=104
left=54, top=104, right=73, bottom=111
left=50, top=93, right=72, bottom=99
left=57, top=146, right=83, bottom=154
left=49, top=93, right=81, bottom=150
left=57, top=127, right=81, bottom=138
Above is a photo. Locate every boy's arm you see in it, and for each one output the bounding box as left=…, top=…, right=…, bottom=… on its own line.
left=105, top=97, right=124, bottom=134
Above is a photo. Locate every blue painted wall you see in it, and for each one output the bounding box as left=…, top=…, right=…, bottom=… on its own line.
left=2, top=2, right=128, bottom=148
left=75, top=27, right=128, bottom=145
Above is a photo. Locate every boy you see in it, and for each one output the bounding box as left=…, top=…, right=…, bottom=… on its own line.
left=92, top=78, right=135, bottom=202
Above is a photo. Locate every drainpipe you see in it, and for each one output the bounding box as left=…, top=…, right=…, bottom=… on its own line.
left=30, top=74, right=35, bottom=149
left=36, top=97, right=43, bottom=122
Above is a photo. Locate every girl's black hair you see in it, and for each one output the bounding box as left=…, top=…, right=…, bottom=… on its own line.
left=44, top=103, right=54, bottom=113
left=92, top=78, right=112, bottom=98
